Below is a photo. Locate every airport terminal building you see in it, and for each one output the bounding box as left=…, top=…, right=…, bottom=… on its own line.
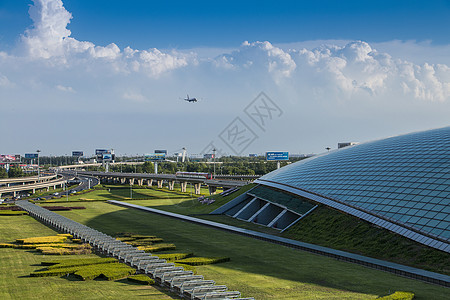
left=219, top=126, right=450, bottom=253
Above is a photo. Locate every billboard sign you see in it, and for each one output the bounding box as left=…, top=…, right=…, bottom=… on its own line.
left=266, top=151, right=289, bottom=161
left=95, top=149, right=109, bottom=155
left=154, top=150, right=167, bottom=154
left=145, top=153, right=165, bottom=161
left=25, top=153, right=39, bottom=159
left=72, top=151, right=84, bottom=157
left=249, top=154, right=258, bottom=157
left=0, top=155, right=16, bottom=162
left=102, top=153, right=113, bottom=161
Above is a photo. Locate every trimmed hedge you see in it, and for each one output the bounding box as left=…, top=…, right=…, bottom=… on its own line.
left=157, top=253, right=193, bottom=261
left=126, top=238, right=164, bottom=246
left=57, top=233, right=73, bottom=238
left=175, top=257, right=230, bottom=266
left=37, top=247, right=91, bottom=255
left=32, top=262, right=135, bottom=281
left=116, top=237, right=135, bottom=242
left=174, top=263, right=196, bottom=274
left=378, top=291, right=415, bottom=300
left=0, top=206, right=22, bottom=211
left=127, top=274, right=155, bottom=285
left=0, top=211, right=28, bottom=216
left=74, top=263, right=135, bottom=281
left=131, top=235, right=157, bottom=239
left=137, top=243, right=176, bottom=253
left=16, top=235, right=67, bottom=244
left=42, top=257, right=117, bottom=268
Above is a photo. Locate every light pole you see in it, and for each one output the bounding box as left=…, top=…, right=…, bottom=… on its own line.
left=130, top=183, right=132, bottom=199
left=212, top=148, right=216, bottom=179
left=36, top=150, right=41, bottom=180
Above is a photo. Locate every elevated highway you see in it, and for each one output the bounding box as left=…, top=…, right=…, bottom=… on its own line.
left=0, top=175, right=67, bottom=198
left=77, top=171, right=251, bottom=194
left=0, top=174, right=57, bottom=187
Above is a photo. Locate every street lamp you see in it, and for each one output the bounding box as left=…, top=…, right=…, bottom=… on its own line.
left=36, top=150, right=41, bottom=180
left=212, top=148, right=216, bottom=179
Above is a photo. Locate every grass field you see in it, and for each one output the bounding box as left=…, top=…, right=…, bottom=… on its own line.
left=34, top=184, right=450, bottom=273
left=0, top=215, right=176, bottom=300
left=44, top=201, right=449, bottom=299
left=9, top=184, right=448, bottom=299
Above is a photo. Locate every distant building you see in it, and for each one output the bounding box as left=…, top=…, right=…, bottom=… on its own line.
left=338, top=142, right=359, bottom=149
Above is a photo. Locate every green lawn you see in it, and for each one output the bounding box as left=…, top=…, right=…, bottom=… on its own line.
left=46, top=201, right=449, bottom=299
left=0, top=215, right=175, bottom=300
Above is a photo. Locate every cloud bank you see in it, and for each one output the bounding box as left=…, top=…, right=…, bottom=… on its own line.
left=0, top=0, right=449, bottom=155
left=2, top=0, right=445, bottom=102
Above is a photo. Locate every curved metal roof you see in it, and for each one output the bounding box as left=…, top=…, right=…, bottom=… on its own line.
left=256, top=126, right=450, bottom=246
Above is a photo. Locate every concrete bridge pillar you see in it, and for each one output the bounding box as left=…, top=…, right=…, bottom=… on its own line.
left=157, top=180, right=163, bottom=189
left=47, top=187, right=50, bottom=191
left=32, top=188, right=35, bottom=194
left=147, top=179, right=153, bottom=187
left=129, top=178, right=135, bottom=185
left=194, top=183, right=201, bottom=195
left=120, top=178, right=126, bottom=184
left=180, top=182, right=187, bottom=193
left=138, top=179, right=143, bottom=186
left=208, top=186, right=217, bottom=195
left=168, top=181, right=174, bottom=191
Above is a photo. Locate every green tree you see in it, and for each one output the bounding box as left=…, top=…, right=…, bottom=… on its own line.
left=0, top=167, right=7, bottom=178
left=8, top=166, right=23, bottom=178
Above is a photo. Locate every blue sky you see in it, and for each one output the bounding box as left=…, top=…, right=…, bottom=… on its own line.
left=2, top=0, right=449, bottom=49
left=0, top=0, right=449, bottom=157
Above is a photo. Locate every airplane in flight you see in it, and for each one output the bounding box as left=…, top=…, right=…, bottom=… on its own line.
left=183, top=95, right=198, bottom=102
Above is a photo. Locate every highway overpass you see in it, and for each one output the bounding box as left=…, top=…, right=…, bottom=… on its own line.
left=0, top=174, right=56, bottom=187
left=77, top=171, right=251, bottom=194
left=0, top=175, right=67, bottom=198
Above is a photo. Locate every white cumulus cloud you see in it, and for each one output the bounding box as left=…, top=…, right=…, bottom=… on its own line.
left=19, top=0, right=190, bottom=77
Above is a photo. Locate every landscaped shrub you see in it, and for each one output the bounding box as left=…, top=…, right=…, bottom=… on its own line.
left=137, top=243, right=176, bottom=252
left=378, top=291, right=415, bottom=299
left=32, top=262, right=135, bottom=281
left=127, top=274, right=155, bottom=285
left=0, top=211, right=28, bottom=216
left=174, top=263, right=196, bottom=274
left=41, top=206, right=72, bottom=211
left=175, top=257, right=230, bottom=266
left=0, top=206, right=22, bottom=211
left=38, top=247, right=92, bottom=255
left=42, top=257, right=117, bottom=268
left=31, top=266, right=80, bottom=277
left=57, top=233, right=73, bottom=238
left=130, top=235, right=157, bottom=239
left=126, top=238, right=164, bottom=246
left=16, top=235, right=67, bottom=244
left=0, top=243, right=15, bottom=248
left=157, top=253, right=193, bottom=261
left=73, top=263, right=135, bottom=280
left=72, top=239, right=83, bottom=244
left=116, top=237, right=135, bottom=242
